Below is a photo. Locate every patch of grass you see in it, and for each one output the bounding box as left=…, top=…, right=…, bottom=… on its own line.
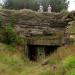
left=0, top=43, right=38, bottom=75
left=48, top=45, right=75, bottom=64
left=40, top=70, right=51, bottom=75
left=0, top=43, right=75, bottom=75
left=0, top=43, right=16, bottom=52
left=63, top=56, right=75, bottom=68
left=62, top=56, right=75, bottom=75
left=39, top=46, right=75, bottom=75
left=54, top=56, right=75, bottom=75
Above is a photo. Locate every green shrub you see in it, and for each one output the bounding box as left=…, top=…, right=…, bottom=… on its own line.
left=63, top=56, right=75, bottom=69
left=3, top=25, right=17, bottom=45
left=9, top=16, right=17, bottom=27
left=0, top=22, right=25, bottom=46
left=55, top=56, right=75, bottom=75
left=0, top=16, right=3, bottom=28
left=3, top=24, right=25, bottom=46
left=0, top=28, right=5, bottom=42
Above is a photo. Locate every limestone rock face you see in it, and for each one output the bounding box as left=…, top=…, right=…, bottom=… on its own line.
left=0, top=9, right=74, bottom=37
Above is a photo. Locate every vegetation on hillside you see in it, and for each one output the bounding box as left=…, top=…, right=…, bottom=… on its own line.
left=0, top=15, right=24, bottom=46
left=0, top=43, right=75, bottom=75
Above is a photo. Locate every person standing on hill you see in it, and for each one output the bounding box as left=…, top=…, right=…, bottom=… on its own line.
left=48, top=5, right=52, bottom=13
left=38, top=4, right=43, bottom=13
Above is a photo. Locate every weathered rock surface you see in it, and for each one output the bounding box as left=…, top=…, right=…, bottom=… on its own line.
left=0, top=9, right=74, bottom=37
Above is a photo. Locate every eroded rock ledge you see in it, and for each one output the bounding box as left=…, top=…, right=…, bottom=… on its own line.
left=0, top=9, right=75, bottom=36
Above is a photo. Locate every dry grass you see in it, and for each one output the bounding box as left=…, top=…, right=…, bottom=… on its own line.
left=40, top=45, right=75, bottom=75
left=48, top=45, right=75, bottom=64
left=0, top=44, right=75, bottom=75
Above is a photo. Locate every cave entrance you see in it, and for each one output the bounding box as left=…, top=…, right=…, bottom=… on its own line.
left=45, top=46, right=59, bottom=56
left=27, top=45, right=59, bottom=61
left=28, top=45, right=37, bottom=61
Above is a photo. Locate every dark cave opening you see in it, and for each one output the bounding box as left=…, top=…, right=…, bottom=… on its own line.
left=45, top=46, right=59, bottom=56
left=27, top=45, right=59, bottom=61
left=27, top=45, right=37, bottom=61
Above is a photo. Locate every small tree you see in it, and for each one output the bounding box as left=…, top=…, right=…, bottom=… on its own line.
left=3, top=24, right=17, bottom=45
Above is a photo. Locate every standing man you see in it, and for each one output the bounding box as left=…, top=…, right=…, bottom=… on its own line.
left=48, top=5, right=52, bottom=13
left=38, top=4, right=43, bottom=13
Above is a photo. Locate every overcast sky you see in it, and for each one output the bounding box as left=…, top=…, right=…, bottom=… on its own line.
left=68, top=0, right=75, bottom=11
left=0, top=0, right=75, bottom=12
left=0, top=0, right=3, bottom=4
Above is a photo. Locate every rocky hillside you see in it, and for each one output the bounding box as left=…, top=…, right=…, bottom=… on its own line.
left=0, top=9, right=69, bottom=26
left=0, top=9, right=75, bottom=37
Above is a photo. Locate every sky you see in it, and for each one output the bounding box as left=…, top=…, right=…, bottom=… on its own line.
left=0, top=0, right=75, bottom=12
left=68, top=0, right=75, bottom=11
left=0, top=0, right=3, bottom=4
